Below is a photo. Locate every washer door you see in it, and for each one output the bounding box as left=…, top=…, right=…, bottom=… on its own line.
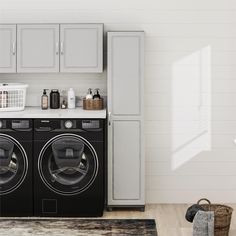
left=38, top=134, right=99, bottom=196
left=0, top=134, right=28, bottom=195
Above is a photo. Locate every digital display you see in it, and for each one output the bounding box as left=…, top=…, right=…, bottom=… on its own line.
left=12, top=120, right=30, bottom=129
left=82, top=120, right=100, bottom=129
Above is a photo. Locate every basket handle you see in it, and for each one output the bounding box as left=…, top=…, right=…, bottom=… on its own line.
left=197, top=198, right=211, bottom=205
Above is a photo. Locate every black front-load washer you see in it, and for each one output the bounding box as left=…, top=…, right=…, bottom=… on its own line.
left=0, top=119, right=33, bottom=216
left=33, top=119, right=105, bottom=217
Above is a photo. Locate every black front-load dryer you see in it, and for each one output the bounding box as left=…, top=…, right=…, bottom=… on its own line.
left=34, top=119, right=105, bottom=217
left=0, top=119, right=33, bottom=216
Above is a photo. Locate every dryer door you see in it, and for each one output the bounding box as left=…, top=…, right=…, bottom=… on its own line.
left=0, top=134, right=28, bottom=195
left=38, top=134, right=99, bottom=196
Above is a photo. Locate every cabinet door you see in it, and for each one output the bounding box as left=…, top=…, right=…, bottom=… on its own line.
left=0, top=25, right=16, bottom=73
left=60, top=24, right=103, bottom=73
left=108, top=32, right=144, bottom=116
left=17, top=24, right=59, bottom=73
left=112, top=120, right=141, bottom=201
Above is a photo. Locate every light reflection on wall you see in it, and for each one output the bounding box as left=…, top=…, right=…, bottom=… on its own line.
left=171, top=46, right=212, bottom=170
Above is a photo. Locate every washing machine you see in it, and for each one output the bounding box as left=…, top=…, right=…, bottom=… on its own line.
left=0, top=119, right=33, bottom=216
left=33, top=119, right=105, bottom=217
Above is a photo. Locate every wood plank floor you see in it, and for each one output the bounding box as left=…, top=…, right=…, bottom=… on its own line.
left=102, top=204, right=236, bottom=236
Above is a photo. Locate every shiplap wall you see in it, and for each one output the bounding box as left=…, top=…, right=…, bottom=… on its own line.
left=1, top=0, right=236, bottom=203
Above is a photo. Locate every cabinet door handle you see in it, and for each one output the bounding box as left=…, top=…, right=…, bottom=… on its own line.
left=55, top=42, right=59, bottom=55
left=108, top=112, right=111, bottom=126
left=12, top=42, right=16, bottom=55
left=60, top=41, right=64, bottom=55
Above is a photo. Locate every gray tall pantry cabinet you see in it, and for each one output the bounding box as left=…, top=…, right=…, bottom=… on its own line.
left=107, top=32, right=145, bottom=210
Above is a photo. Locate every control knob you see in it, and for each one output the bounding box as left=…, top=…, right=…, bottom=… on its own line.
left=64, top=120, right=73, bottom=129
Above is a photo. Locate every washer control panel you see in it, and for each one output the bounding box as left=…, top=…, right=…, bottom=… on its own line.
left=35, top=119, right=102, bottom=131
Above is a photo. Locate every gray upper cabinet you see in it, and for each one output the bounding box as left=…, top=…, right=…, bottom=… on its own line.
left=0, top=25, right=16, bottom=73
left=17, top=24, right=60, bottom=73
left=0, top=24, right=103, bottom=73
left=60, top=24, right=103, bottom=73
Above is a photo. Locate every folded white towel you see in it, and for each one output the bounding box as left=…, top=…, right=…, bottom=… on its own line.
left=193, top=210, right=214, bottom=236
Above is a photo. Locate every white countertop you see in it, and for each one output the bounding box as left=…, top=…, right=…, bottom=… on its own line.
left=0, top=107, right=107, bottom=119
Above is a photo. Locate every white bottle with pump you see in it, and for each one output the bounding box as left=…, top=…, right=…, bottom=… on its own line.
left=67, top=88, right=75, bottom=109
left=86, top=88, right=93, bottom=100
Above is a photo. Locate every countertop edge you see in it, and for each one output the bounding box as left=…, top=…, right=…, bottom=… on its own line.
left=0, top=107, right=107, bottom=119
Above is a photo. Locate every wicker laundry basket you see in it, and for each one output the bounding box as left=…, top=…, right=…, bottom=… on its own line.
left=197, top=198, right=233, bottom=236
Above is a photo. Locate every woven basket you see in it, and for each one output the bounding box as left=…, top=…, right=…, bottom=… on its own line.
left=83, top=98, right=103, bottom=110
left=197, top=198, right=233, bottom=236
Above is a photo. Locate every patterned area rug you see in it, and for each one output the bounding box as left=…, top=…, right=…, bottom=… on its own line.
left=0, top=219, right=157, bottom=236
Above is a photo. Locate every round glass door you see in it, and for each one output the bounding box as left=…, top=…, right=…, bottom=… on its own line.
left=38, top=134, right=98, bottom=195
left=0, top=134, right=28, bottom=195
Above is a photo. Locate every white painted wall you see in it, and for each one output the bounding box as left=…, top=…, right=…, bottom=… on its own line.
left=1, top=0, right=236, bottom=203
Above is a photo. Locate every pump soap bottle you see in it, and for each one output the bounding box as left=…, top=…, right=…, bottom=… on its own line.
left=41, top=89, right=48, bottom=110
left=93, top=88, right=101, bottom=100
left=86, top=88, right=93, bottom=100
